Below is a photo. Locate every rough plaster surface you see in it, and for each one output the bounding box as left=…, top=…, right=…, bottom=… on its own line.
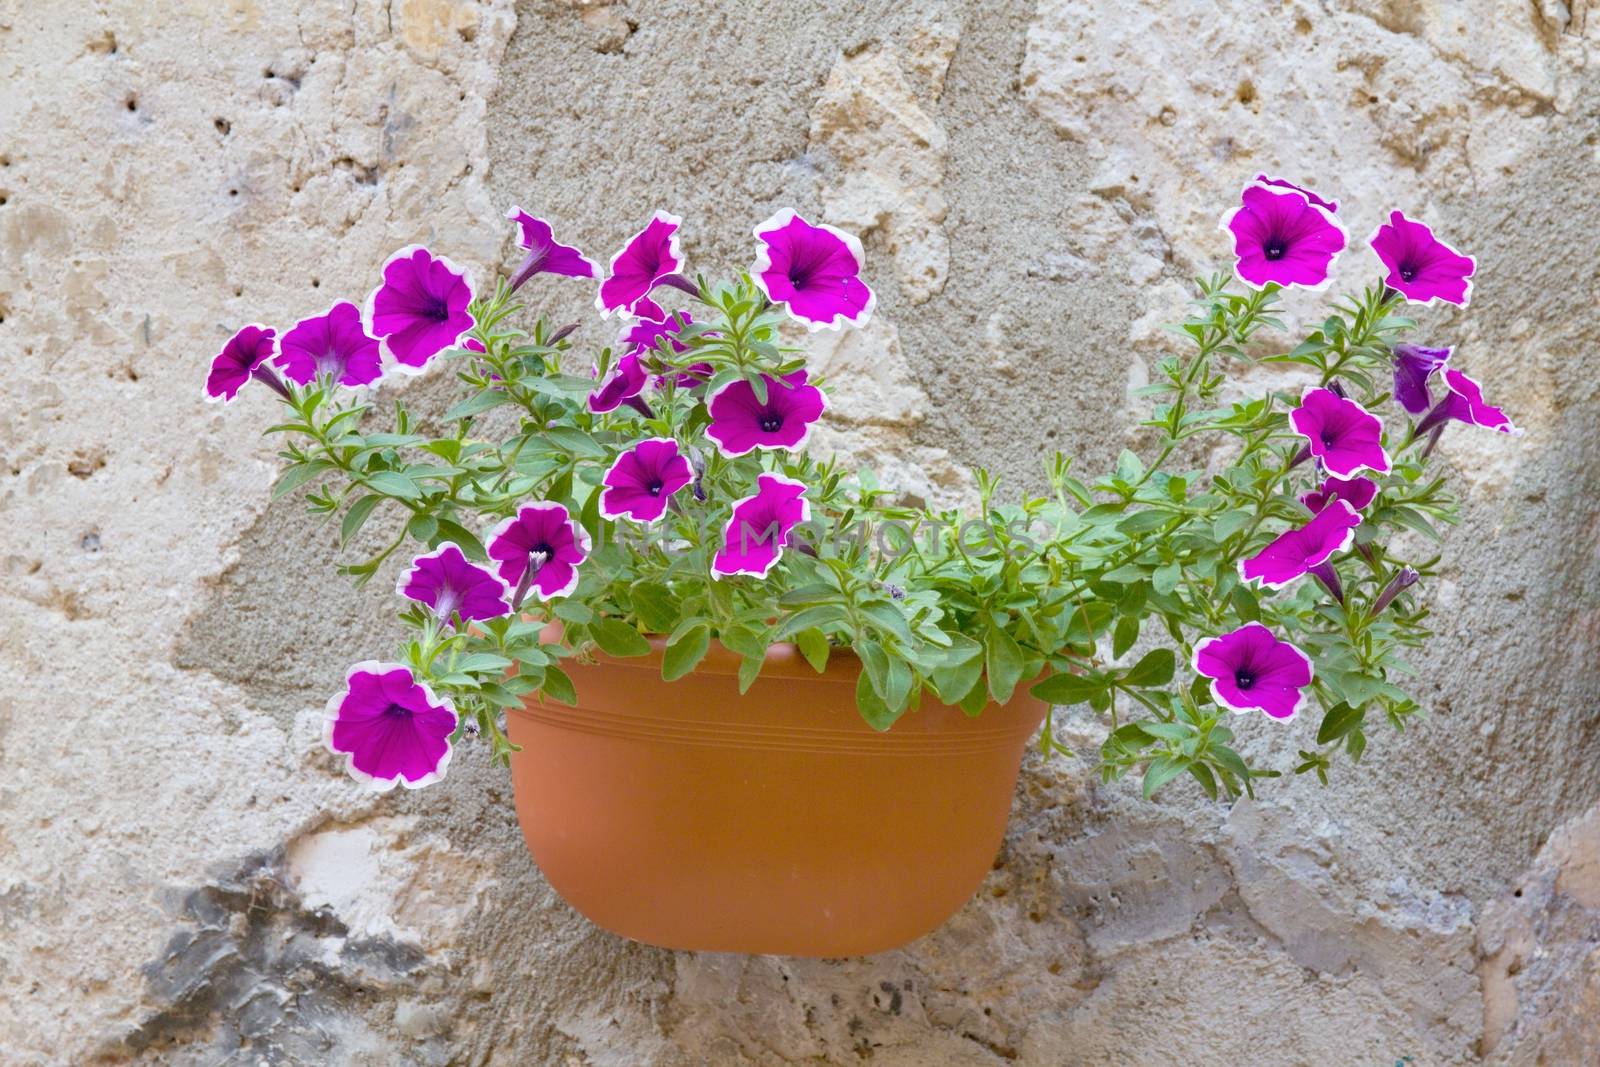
left=2, top=1, right=1598, bottom=1064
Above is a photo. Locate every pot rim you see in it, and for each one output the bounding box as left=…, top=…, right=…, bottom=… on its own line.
left=588, top=633, right=860, bottom=682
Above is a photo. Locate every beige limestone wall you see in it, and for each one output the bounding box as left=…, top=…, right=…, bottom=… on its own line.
left=1, top=1, right=1598, bottom=1064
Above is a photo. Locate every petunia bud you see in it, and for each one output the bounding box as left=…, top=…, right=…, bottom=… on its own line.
left=655, top=272, right=700, bottom=298
left=1371, top=567, right=1420, bottom=617
left=250, top=362, right=292, bottom=401
left=1306, top=560, right=1344, bottom=604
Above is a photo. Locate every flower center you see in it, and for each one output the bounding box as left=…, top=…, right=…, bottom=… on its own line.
left=382, top=701, right=413, bottom=720
left=424, top=296, right=450, bottom=322
left=1263, top=238, right=1287, bottom=261
left=1399, top=263, right=1417, bottom=282
left=1233, top=669, right=1256, bottom=690
left=1320, top=431, right=1335, bottom=448
left=759, top=412, right=783, bottom=433
left=647, top=479, right=664, bottom=497
left=529, top=544, right=552, bottom=570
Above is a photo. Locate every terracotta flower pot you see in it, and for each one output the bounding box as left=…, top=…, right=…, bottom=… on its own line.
left=506, top=638, right=1047, bottom=956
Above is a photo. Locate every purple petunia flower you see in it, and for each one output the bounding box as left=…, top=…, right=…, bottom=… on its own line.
left=619, top=313, right=713, bottom=388
left=1301, top=474, right=1378, bottom=515
left=1252, top=174, right=1339, bottom=214
left=705, top=370, right=827, bottom=457
left=486, top=502, right=591, bottom=601
left=395, top=542, right=512, bottom=626
left=599, top=437, right=693, bottom=524
left=711, top=473, right=811, bottom=580
left=751, top=210, right=875, bottom=331
left=1290, top=388, right=1392, bottom=477
left=324, top=661, right=458, bottom=790
left=587, top=353, right=649, bottom=413
left=1220, top=184, right=1347, bottom=291
left=1239, top=499, right=1361, bottom=589
left=365, top=245, right=476, bottom=374
left=619, top=311, right=693, bottom=356
left=1369, top=211, right=1476, bottom=307
left=1392, top=343, right=1452, bottom=415
left=1415, top=368, right=1522, bottom=436
left=204, top=324, right=282, bottom=403
left=506, top=207, right=597, bottom=293
left=274, top=301, right=383, bottom=387
left=596, top=211, right=683, bottom=319
left=1191, top=623, right=1314, bottom=721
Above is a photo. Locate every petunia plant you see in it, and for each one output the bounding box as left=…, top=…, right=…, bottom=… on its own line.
left=209, top=177, right=1515, bottom=800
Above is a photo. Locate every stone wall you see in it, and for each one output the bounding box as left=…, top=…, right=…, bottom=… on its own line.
left=2, top=1, right=1598, bottom=1063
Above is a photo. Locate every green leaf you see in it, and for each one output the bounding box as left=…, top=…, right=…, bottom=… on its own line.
left=1316, top=701, right=1366, bottom=745
left=1142, top=756, right=1187, bottom=799
left=662, top=623, right=710, bottom=681
left=984, top=625, right=1024, bottom=704
left=738, top=654, right=763, bottom=694
left=272, top=460, right=334, bottom=499
left=365, top=470, right=423, bottom=499
left=454, top=653, right=513, bottom=674
left=857, top=637, right=892, bottom=699
left=1152, top=561, right=1182, bottom=596
left=1112, top=615, right=1141, bottom=659
left=553, top=599, right=593, bottom=623
left=1229, top=583, right=1260, bottom=623
left=775, top=604, right=848, bottom=638
left=407, top=513, right=438, bottom=543
left=1335, top=670, right=1387, bottom=708
left=1115, top=448, right=1144, bottom=483
left=931, top=651, right=984, bottom=707
left=540, top=665, right=577, bottom=705
left=629, top=580, right=680, bottom=634
left=855, top=669, right=903, bottom=731
left=544, top=426, right=606, bottom=458
left=435, top=519, right=486, bottom=560
left=1211, top=509, right=1254, bottom=540
left=340, top=494, right=384, bottom=546
left=1030, top=672, right=1104, bottom=705
left=860, top=601, right=914, bottom=644
left=1117, top=510, right=1171, bottom=536
left=719, top=624, right=768, bottom=661
left=591, top=617, right=652, bottom=658
left=958, top=681, right=989, bottom=716
left=443, top=391, right=512, bottom=421
left=795, top=628, right=830, bottom=674
left=1121, top=648, right=1176, bottom=688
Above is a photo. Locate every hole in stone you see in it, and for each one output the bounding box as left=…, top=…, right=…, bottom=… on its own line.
left=229, top=188, right=238, bottom=197
left=214, top=117, right=231, bottom=135
left=1236, top=81, right=1256, bottom=105
left=125, top=95, right=138, bottom=112
left=311, top=278, right=320, bottom=288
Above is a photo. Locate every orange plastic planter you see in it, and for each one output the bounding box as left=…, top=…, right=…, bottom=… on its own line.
left=506, top=639, right=1047, bottom=956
